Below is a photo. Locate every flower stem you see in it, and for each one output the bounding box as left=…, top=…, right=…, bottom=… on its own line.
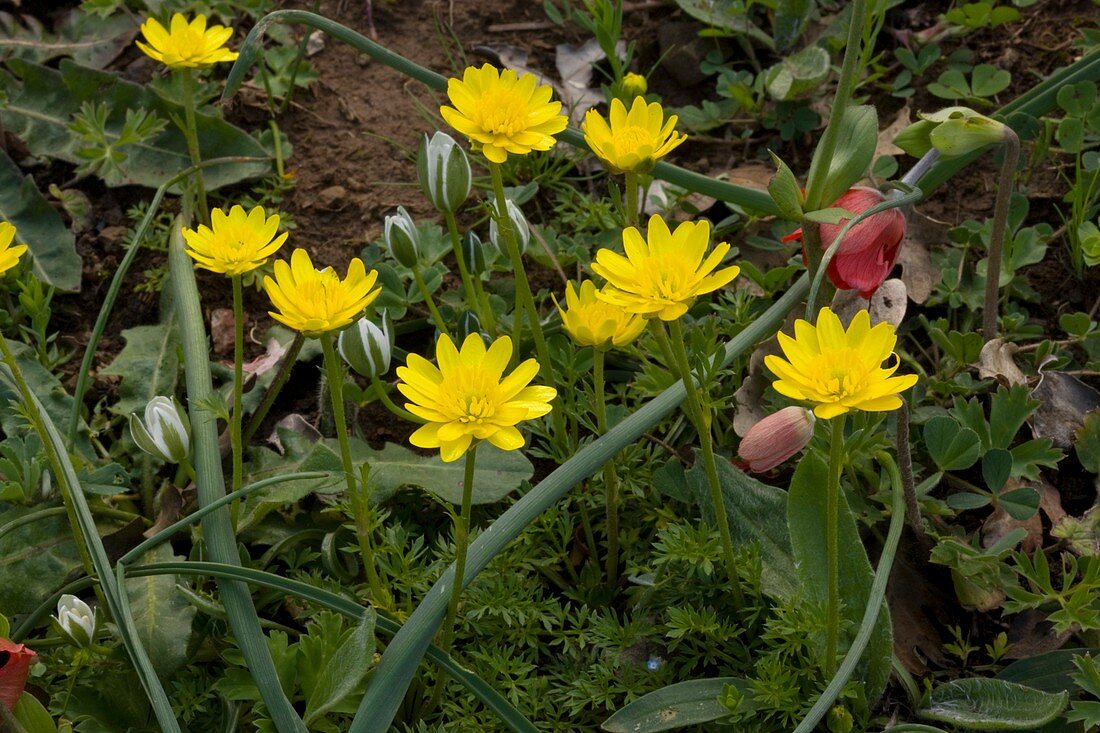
left=655, top=320, right=744, bottom=608
left=440, top=444, right=478, bottom=652
left=230, top=276, right=245, bottom=503
left=624, top=171, right=639, bottom=228
left=321, top=333, right=384, bottom=604
left=488, top=162, right=564, bottom=438
left=982, top=128, right=1020, bottom=341
left=370, top=376, right=420, bottom=423
left=825, top=413, right=846, bottom=678
left=444, top=210, right=487, bottom=329
left=412, top=266, right=448, bottom=335
left=180, top=68, right=209, bottom=226
left=243, top=333, right=304, bottom=444
left=593, top=348, right=622, bottom=587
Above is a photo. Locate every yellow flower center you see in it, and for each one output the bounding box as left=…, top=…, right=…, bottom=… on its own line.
left=457, top=394, right=496, bottom=423
left=611, top=125, right=651, bottom=153
left=809, top=349, right=874, bottom=399
left=478, top=88, right=529, bottom=136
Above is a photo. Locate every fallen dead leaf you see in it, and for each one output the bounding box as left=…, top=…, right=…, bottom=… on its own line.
left=874, top=104, right=911, bottom=168
left=1029, top=369, right=1100, bottom=450
left=267, top=412, right=322, bottom=453
left=210, top=308, right=236, bottom=356
left=242, top=337, right=290, bottom=381
left=830, top=278, right=907, bottom=329
left=732, top=345, right=775, bottom=437
left=722, top=161, right=775, bottom=192
left=897, top=210, right=944, bottom=304
left=977, top=339, right=1027, bottom=387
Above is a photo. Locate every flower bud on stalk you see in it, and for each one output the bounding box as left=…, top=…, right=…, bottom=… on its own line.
left=462, top=230, right=488, bottom=275
left=55, top=594, right=96, bottom=647
left=736, top=406, right=815, bottom=473
left=383, top=206, right=420, bottom=268
left=621, top=72, right=648, bottom=99
left=130, top=396, right=191, bottom=463
left=339, top=312, right=393, bottom=379
left=489, top=198, right=530, bottom=255
left=417, top=131, right=472, bottom=214
left=457, top=310, right=482, bottom=341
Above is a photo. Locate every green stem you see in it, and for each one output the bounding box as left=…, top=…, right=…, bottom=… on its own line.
left=370, top=376, right=420, bottom=423
left=624, top=171, right=639, bottom=228
left=0, top=696, right=30, bottom=733
left=230, top=277, right=245, bottom=502
left=444, top=210, right=481, bottom=324
left=180, top=68, right=209, bottom=225
left=802, top=0, right=867, bottom=215
left=594, top=349, right=621, bottom=586
left=824, top=414, right=846, bottom=678
left=243, top=333, right=304, bottom=444
left=440, top=445, right=478, bottom=652
left=321, top=333, right=385, bottom=604
left=412, top=266, right=448, bottom=335
left=982, top=128, right=1020, bottom=340
left=656, top=320, right=744, bottom=608
left=488, top=163, right=563, bottom=440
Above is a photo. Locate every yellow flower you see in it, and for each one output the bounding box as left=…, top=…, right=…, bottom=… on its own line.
left=764, top=307, right=918, bottom=420
left=556, top=280, right=645, bottom=349
left=182, top=205, right=287, bottom=276
left=440, top=64, right=568, bottom=165
left=582, top=97, right=686, bottom=175
left=592, top=214, right=740, bottom=321
left=397, top=334, right=557, bottom=462
left=0, top=222, right=28, bottom=276
left=263, top=249, right=381, bottom=336
left=136, top=13, right=239, bottom=70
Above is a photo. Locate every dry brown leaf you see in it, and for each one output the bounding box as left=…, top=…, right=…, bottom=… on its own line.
left=242, top=337, right=289, bottom=381
left=897, top=210, right=943, bottom=303
left=830, top=279, right=907, bottom=329
left=978, top=339, right=1027, bottom=387
left=1029, top=369, right=1100, bottom=450
left=732, top=346, right=774, bottom=437
left=210, top=308, right=236, bottom=356
left=874, top=104, right=910, bottom=166
left=722, top=161, right=774, bottom=192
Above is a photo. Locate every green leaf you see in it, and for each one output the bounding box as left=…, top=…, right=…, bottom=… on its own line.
left=787, top=452, right=892, bottom=705
left=684, top=460, right=799, bottom=599
left=304, top=610, right=376, bottom=724
left=971, top=64, right=1012, bottom=97
left=671, top=0, right=776, bottom=48
left=989, top=385, right=1036, bottom=450
left=817, top=105, right=878, bottom=207
left=601, top=677, right=752, bottom=732
left=0, top=508, right=82, bottom=616
left=919, top=678, right=1069, bottom=730
left=772, top=0, right=814, bottom=51
left=124, top=544, right=197, bottom=677
left=982, top=448, right=1013, bottom=491
left=0, top=59, right=270, bottom=190
left=925, top=416, right=982, bottom=471
left=1076, top=412, right=1100, bottom=474
left=765, top=45, right=830, bottom=101
left=99, top=323, right=180, bottom=417
left=999, top=487, right=1040, bottom=521
left=998, top=648, right=1100, bottom=693
left=0, top=339, right=91, bottom=457
left=0, top=9, right=137, bottom=69
left=767, top=150, right=804, bottom=221
left=947, top=492, right=992, bottom=511
left=12, top=692, right=57, bottom=733
left=0, top=149, right=80, bottom=291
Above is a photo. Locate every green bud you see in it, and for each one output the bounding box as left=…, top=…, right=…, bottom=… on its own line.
left=894, top=119, right=936, bottom=158
left=827, top=705, right=854, bottom=733
left=462, top=231, right=487, bottom=275
left=338, top=311, right=392, bottom=379
left=384, top=206, right=420, bottom=268
left=929, top=115, right=1008, bottom=157
left=130, top=396, right=190, bottom=463
left=417, top=131, right=472, bottom=214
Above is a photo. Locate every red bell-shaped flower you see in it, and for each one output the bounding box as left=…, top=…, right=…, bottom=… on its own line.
left=736, top=406, right=816, bottom=473
left=785, top=187, right=906, bottom=298
left=0, top=637, right=36, bottom=710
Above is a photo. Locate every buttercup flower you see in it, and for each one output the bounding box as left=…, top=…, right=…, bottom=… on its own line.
left=592, top=214, right=740, bottom=321
left=440, top=64, right=568, bottom=164
left=396, top=334, right=557, bottom=462
left=783, top=187, right=906, bottom=298
left=556, top=280, right=646, bottom=349
left=136, top=13, right=239, bottom=70
left=765, top=307, right=918, bottom=420
left=55, top=594, right=96, bottom=647
left=583, top=97, right=687, bottom=174
left=182, top=205, right=287, bottom=276
left=263, top=249, right=381, bottom=336
left=0, top=222, right=27, bottom=276
left=0, top=637, right=35, bottom=710
left=736, top=406, right=815, bottom=473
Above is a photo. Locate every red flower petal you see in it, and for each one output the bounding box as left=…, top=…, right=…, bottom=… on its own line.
left=0, top=638, right=36, bottom=710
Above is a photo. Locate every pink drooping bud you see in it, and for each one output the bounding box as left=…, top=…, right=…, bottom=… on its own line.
left=784, top=187, right=907, bottom=298
left=0, top=637, right=36, bottom=710
left=736, top=406, right=816, bottom=473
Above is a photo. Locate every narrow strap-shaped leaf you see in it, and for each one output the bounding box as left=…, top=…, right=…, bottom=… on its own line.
left=168, top=218, right=308, bottom=733
left=221, top=9, right=782, bottom=218
left=349, top=276, right=810, bottom=732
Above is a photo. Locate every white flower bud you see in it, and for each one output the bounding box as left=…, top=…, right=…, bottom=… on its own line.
left=462, top=230, right=488, bottom=275
left=383, top=206, right=420, bottom=268
left=489, top=198, right=530, bottom=255
left=56, top=594, right=95, bottom=647
left=130, top=396, right=191, bottom=464
left=417, top=131, right=472, bottom=214
left=339, top=312, right=393, bottom=379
